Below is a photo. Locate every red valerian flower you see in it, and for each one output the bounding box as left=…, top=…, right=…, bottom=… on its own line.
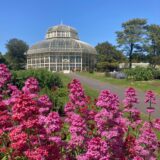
left=9, top=127, right=28, bottom=152
left=68, top=79, right=88, bottom=107
left=0, top=64, right=11, bottom=88
left=22, top=77, right=39, bottom=98
left=123, top=87, right=139, bottom=108
left=96, top=90, right=119, bottom=110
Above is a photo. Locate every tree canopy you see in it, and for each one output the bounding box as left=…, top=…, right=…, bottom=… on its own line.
left=0, top=52, right=7, bottom=64
left=116, top=18, right=147, bottom=68
left=5, top=38, right=29, bottom=70
left=145, top=24, right=160, bottom=67
left=95, top=41, right=126, bottom=71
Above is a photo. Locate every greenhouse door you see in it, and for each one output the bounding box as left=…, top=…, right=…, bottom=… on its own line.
left=63, top=58, right=70, bottom=73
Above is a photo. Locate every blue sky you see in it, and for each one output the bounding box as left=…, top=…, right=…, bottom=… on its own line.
left=0, top=0, right=160, bottom=53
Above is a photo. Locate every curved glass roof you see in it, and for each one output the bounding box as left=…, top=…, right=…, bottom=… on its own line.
left=27, top=24, right=97, bottom=55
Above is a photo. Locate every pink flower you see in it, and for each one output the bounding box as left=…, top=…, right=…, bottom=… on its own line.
left=69, top=113, right=87, bottom=135
left=12, top=94, right=39, bottom=128
left=96, top=90, right=119, bottom=110
left=68, top=79, right=88, bottom=107
left=0, top=64, right=11, bottom=88
left=81, top=137, right=109, bottom=160
left=38, top=95, right=52, bottom=115
left=145, top=90, right=156, bottom=104
left=123, top=87, right=138, bottom=108
left=153, top=118, right=160, bottom=131
left=25, top=147, right=48, bottom=160
left=145, top=90, right=156, bottom=114
left=135, top=124, right=158, bottom=159
left=67, top=112, right=87, bottom=148
left=9, top=127, right=27, bottom=152
left=64, top=102, right=75, bottom=115
left=0, top=101, right=12, bottom=133
left=44, top=112, right=62, bottom=134
left=22, top=77, right=39, bottom=97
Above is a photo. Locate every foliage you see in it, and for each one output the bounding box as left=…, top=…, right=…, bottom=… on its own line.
left=125, top=67, right=153, bottom=81
left=5, top=38, right=29, bottom=70
left=11, top=69, right=63, bottom=89
left=148, top=67, right=160, bottom=79
left=132, top=52, right=148, bottom=63
left=95, top=41, right=126, bottom=71
left=116, top=18, right=147, bottom=68
left=96, top=61, right=119, bottom=72
left=145, top=24, right=160, bottom=67
left=0, top=52, right=7, bottom=65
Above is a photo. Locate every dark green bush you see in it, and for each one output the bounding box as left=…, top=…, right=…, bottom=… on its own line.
left=148, top=67, right=160, bottom=79
left=11, top=69, right=63, bottom=89
left=89, top=70, right=94, bottom=74
left=125, top=67, right=153, bottom=81
left=96, top=62, right=119, bottom=72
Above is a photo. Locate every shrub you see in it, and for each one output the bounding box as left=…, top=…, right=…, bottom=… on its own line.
left=11, top=69, right=63, bottom=89
left=148, top=67, right=160, bottom=79
left=125, top=67, right=153, bottom=81
left=96, top=62, right=119, bottom=72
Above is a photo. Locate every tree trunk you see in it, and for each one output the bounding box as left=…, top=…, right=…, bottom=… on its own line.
left=129, top=43, right=134, bottom=69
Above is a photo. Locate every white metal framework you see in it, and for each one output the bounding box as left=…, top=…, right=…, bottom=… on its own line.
left=27, top=24, right=97, bottom=72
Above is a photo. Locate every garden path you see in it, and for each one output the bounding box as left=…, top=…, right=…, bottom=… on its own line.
left=68, top=73, right=160, bottom=118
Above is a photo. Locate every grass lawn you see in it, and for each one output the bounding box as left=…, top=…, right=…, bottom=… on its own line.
left=78, top=72, right=160, bottom=95
left=58, top=73, right=99, bottom=100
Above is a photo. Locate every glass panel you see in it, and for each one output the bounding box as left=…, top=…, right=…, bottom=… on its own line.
left=63, top=64, right=69, bottom=70
left=76, top=56, right=81, bottom=63
left=50, top=56, right=56, bottom=62
left=45, top=57, right=49, bottom=63
left=70, top=56, right=75, bottom=63
left=57, top=56, right=62, bottom=63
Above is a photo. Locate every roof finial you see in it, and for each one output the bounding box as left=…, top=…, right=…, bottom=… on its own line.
left=60, top=20, right=63, bottom=25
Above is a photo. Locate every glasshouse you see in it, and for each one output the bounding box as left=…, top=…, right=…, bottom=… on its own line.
left=26, top=24, right=97, bottom=73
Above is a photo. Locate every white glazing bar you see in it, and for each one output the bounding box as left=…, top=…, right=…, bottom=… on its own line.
left=49, top=55, right=50, bottom=71
left=56, top=55, right=57, bottom=71
left=75, top=55, right=76, bottom=71
left=81, top=53, right=82, bottom=71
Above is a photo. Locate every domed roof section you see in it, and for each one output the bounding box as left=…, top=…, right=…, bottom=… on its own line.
left=27, top=24, right=97, bottom=55
left=48, top=24, right=77, bottom=33
left=46, top=24, right=79, bottom=40
left=27, top=38, right=97, bottom=55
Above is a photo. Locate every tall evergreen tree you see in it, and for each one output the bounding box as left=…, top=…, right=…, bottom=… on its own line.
left=116, top=18, right=147, bottom=68
left=145, top=24, right=160, bottom=67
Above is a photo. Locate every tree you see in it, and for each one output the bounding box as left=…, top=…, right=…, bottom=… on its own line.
left=116, top=18, right=147, bottom=68
left=0, top=52, right=7, bottom=64
left=145, top=24, right=160, bottom=67
left=5, top=38, right=29, bottom=70
left=95, top=41, right=126, bottom=71
left=131, top=53, right=148, bottom=63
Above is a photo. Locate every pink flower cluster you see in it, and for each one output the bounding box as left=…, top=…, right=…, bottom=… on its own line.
left=68, top=79, right=88, bottom=106
left=0, top=64, right=11, bottom=88
left=123, top=87, right=139, bottom=108
left=0, top=64, right=160, bottom=159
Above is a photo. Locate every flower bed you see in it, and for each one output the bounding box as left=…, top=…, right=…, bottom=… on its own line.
left=0, top=64, right=160, bottom=159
